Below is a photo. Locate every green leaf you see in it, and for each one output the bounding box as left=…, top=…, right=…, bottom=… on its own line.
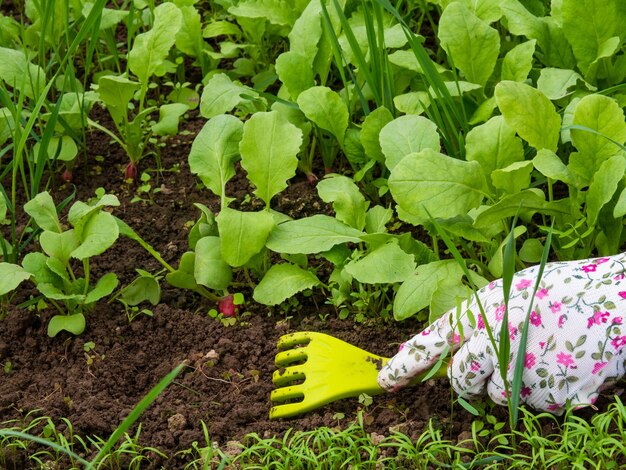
left=37, top=283, right=83, bottom=301
left=39, top=230, right=79, bottom=264
left=228, top=0, right=300, bottom=27
left=151, top=103, right=189, bottom=136
left=96, top=75, right=141, bottom=126
left=0, top=46, right=45, bottom=98
left=22, top=252, right=59, bottom=286
left=194, top=236, right=232, bottom=290
left=495, top=81, right=561, bottom=152
left=586, top=155, right=626, bottom=226
left=71, top=212, right=119, bottom=260
left=345, top=241, right=415, bottom=284
left=24, top=191, right=62, bottom=233
left=501, top=40, right=536, bottom=82
left=562, top=0, right=626, bottom=76
left=128, top=3, right=182, bottom=84
left=394, top=260, right=465, bottom=321
left=165, top=252, right=198, bottom=290
left=275, top=51, right=315, bottom=100
left=239, top=111, right=302, bottom=207
left=365, top=206, right=393, bottom=234
left=253, top=263, right=320, bottom=305
left=317, top=175, right=368, bottom=230
left=455, top=0, right=502, bottom=23
left=519, top=238, right=544, bottom=263
left=175, top=5, right=203, bottom=57
left=469, top=97, right=497, bottom=125
left=266, top=215, right=364, bottom=254
left=500, top=0, right=575, bottom=69
left=571, top=94, right=626, bottom=165
left=393, top=92, right=430, bottom=115
left=85, top=273, right=119, bottom=304
left=430, top=280, right=472, bottom=320
left=216, top=208, right=275, bottom=267
left=297, top=86, right=348, bottom=145
left=289, top=0, right=323, bottom=61
left=47, top=313, right=86, bottom=337
left=473, top=189, right=570, bottom=228
left=46, top=257, right=69, bottom=282
left=199, top=74, right=261, bottom=119
left=188, top=114, right=243, bottom=201
left=532, top=149, right=577, bottom=186
left=438, top=2, right=500, bottom=86
left=396, top=233, right=438, bottom=265
left=380, top=115, right=440, bottom=171
left=536, top=68, right=585, bottom=101
left=33, top=135, right=78, bottom=162
left=466, top=116, right=524, bottom=178
left=68, top=194, right=120, bottom=231
left=0, top=263, right=31, bottom=296
left=614, top=188, right=626, bottom=218
left=82, top=2, right=128, bottom=30
left=121, top=271, right=161, bottom=306
left=491, top=161, right=534, bottom=194
left=360, top=107, right=394, bottom=163
left=0, top=108, right=14, bottom=148
left=389, top=149, right=487, bottom=224
left=189, top=203, right=218, bottom=249
left=203, top=21, right=242, bottom=39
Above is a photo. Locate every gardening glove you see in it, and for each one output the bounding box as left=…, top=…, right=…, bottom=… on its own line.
left=378, top=253, right=626, bottom=415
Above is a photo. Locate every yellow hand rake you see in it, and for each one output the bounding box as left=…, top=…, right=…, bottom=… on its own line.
left=269, top=331, right=447, bottom=419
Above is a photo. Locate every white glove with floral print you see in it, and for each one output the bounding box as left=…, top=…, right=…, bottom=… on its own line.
left=378, top=254, right=626, bottom=414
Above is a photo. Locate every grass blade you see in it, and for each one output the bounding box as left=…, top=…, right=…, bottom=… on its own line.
left=89, top=361, right=186, bottom=468
left=0, top=429, right=91, bottom=467
left=509, top=224, right=554, bottom=428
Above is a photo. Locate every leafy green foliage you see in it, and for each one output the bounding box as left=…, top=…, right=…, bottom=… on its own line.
left=188, top=115, right=243, bottom=206
left=0, top=191, right=121, bottom=336
left=438, top=2, right=500, bottom=86
left=240, top=111, right=303, bottom=207
left=389, top=149, right=488, bottom=224
left=127, top=3, right=182, bottom=94
left=494, top=81, right=561, bottom=152
left=253, top=263, right=320, bottom=305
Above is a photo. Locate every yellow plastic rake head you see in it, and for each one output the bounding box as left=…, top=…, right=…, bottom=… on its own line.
left=269, top=331, right=389, bottom=420
left=269, top=331, right=450, bottom=419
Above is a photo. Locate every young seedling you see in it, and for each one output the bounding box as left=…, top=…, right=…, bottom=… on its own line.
left=0, top=190, right=122, bottom=336
left=90, top=3, right=187, bottom=181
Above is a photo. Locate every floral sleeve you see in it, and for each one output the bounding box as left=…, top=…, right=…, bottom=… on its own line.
left=378, top=253, right=626, bottom=414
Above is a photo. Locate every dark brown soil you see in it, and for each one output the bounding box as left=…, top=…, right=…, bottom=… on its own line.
left=0, top=105, right=618, bottom=469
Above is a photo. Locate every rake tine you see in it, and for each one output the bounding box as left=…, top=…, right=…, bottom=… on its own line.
left=274, top=348, right=308, bottom=367
left=272, top=366, right=306, bottom=387
left=270, top=384, right=305, bottom=403
left=277, top=332, right=312, bottom=351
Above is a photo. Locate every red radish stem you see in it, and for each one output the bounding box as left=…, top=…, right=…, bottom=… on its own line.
left=218, top=294, right=240, bottom=318
left=61, top=169, right=73, bottom=183
left=125, top=161, right=138, bottom=181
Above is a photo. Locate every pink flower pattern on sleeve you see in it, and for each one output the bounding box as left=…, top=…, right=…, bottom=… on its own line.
left=379, top=252, right=626, bottom=415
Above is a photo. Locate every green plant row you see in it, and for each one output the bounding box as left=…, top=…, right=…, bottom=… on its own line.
left=1, top=0, right=625, bottom=329
left=3, top=399, right=626, bottom=469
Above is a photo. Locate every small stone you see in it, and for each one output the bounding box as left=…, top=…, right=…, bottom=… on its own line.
left=205, top=350, right=219, bottom=361
left=456, top=430, right=475, bottom=450
left=167, top=413, right=187, bottom=432
left=224, top=440, right=243, bottom=457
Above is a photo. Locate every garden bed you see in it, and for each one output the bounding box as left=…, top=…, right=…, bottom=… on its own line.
left=0, top=117, right=480, bottom=468
left=2, top=0, right=626, bottom=467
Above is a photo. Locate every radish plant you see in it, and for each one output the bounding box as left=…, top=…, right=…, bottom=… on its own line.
left=90, top=3, right=188, bottom=180
left=0, top=191, right=121, bottom=337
